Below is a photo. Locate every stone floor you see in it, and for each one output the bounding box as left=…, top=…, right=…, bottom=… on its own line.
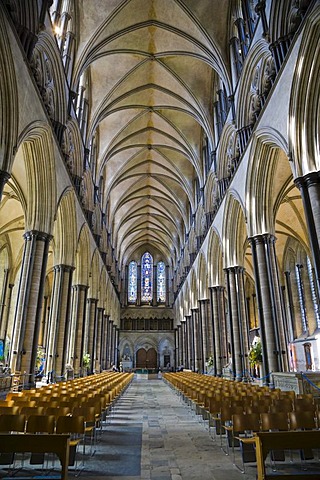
left=75, top=377, right=257, bottom=480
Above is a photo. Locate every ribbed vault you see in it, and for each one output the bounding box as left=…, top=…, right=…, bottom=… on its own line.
left=73, top=0, right=231, bottom=268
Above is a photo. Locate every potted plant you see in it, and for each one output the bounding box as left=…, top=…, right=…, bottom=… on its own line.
left=248, top=338, right=262, bottom=378
left=82, top=353, right=91, bottom=372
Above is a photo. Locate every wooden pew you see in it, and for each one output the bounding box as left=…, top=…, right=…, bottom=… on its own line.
left=255, top=430, right=320, bottom=479
left=0, top=433, right=70, bottom=479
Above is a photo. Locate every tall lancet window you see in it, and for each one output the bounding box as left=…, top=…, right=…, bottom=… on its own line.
left=128, top=261, right=137, bottom=303
left=141, top=252, right=153, bottom=302
left=157, top=261, right=166, bottom=302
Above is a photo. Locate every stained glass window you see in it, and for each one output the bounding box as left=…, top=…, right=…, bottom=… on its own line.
left=157, top=261, right=166, bottom=302
left=128, top=261, right=137, bottom=302
left=141, top=252, right=153, bottom=302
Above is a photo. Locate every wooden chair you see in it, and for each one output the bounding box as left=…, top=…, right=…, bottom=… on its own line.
left=20, top=406, right=45, bottom=417
left=56, top=415, right=85, bottom=471
left=289, top=411, right=317, bottom=463
left=0, top=406, right=20, bottom=415
left=260, top=412, right=289, bottom=466
left=226, top=412, right=260, bottom=473
left=72, top=406, right=97, bottom=455
left=0, top=413, right=27, bottom=468
left=26, top=414, right=56, bottom=466
left=45, top=406, right=71, bottom=419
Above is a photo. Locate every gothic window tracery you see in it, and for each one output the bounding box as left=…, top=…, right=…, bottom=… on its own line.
left=141, top=252, right=153, bottom=302
left=128, top=261, right=137, bottom=303
left=157, top=261, right=166, bottom=302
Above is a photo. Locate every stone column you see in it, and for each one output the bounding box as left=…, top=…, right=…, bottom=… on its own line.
left=86, top=298, right=98, bottom=374
left=112, top=325, right=118, bottom=366
left=102, top=313, right=109, bottom=369
left=174, top=328, right=178, bottom=370
left=185, top=315, right=192, bottom=369
left=38, top=295, right=48, bottom=347
left=0, top=268, right=9, bottom=337
left=108, top=320, right=114, bottom=367
left=153, top=265, right=157, bottom=306
left=2, top=283, right=14, bottom=346
left=177, top=325, right=183, bottom=366
left=137, top=265, right=141, bottom=306
left=46, top=265, right=74, bottom=378
left=11, top=231, right=52, bottom=384
left=199, top=299, right=211, bottom=370
left=191, top=308, right=200, bottom=371
left=181, top=320, right=187, bottom=367
left=166, top=265, right=170, bottom=306
left=295, top=173, right=320, bottom=300
left=70, top=285, right=88, bottom=375
left=0, top=170, right=10, bottom=201
left=95, top=307, right=103, bottom=372
left=249, top=234, right=284, bottom=381
left=225, top=267, right=247, bottom=381
left=124, top=265, right=128, bottom=307
left=209, top=286, right=225, bottom=376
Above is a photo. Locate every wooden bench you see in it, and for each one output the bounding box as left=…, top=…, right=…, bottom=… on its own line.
left=0, top=433, right=70, bottom=479
left=255, top=430, right=320, bottom=479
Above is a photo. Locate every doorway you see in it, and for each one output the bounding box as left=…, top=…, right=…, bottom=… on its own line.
left=136, top=348, right=157, bottom=369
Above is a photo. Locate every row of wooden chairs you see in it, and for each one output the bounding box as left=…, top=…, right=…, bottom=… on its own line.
left=164, top=372, right=320, bottom=476
left=0, top=371, right=133, bottom=475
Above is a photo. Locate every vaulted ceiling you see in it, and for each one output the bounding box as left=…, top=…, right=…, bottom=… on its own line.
left=74, top=0, right=232, bottom=269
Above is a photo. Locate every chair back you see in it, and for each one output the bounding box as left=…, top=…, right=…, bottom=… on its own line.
left=0, top=413, right=26, bottom=433
left=26, top=414, right=56, bottom=434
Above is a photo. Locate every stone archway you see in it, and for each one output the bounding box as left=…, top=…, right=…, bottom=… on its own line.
left=136, top=347, right=157, bottom=369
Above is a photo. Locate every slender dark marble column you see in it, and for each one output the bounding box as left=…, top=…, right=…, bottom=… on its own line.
left=86, top=298, right=98, bottom=374
left=70, top=285, right=88, bottom=375
left=199, top=299, right=211, bottom=370
left=12, top=231, right=52, bottom=384
left=181, top=320, right=187, bottom=367
left=295, top=173, right=320, bottom=300
left=108, top=320, right=114, bottom=367
left=185, top=315, right=192, bottom=369
left=209, top=286, right=227, bottom=376
left=95, top=307, right=104, bottom=372
left=249, top=234, right=284, bottom=381
left=191, top=308, right=201, bottom=371
left=137, top=265, right=141, bottom=306
left=0, top=170, right=10, bottom=201
left=101, top=313, right=109, bottom=369
left=225, top=267, right=247, bottom=380
left=47, top=265, right=74, bottom=377
left=177, top=325, right=182, bottom=365
left=153, top=265, right=157, bottom=306
left=166, top=265, right=170, bottom=306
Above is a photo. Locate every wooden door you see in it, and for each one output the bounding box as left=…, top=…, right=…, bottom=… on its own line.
left=136, top=348, right=147, bottom=368
left=146, top=348, right=157, bottom=369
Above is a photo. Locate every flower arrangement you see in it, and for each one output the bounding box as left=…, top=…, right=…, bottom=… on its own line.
left=207, top=355, right=214, bottom=367
left=82, top=353, right=91, bottom=368
left=248, top=338, right=262, bottom=366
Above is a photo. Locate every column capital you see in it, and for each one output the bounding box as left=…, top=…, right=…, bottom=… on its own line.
left=209, top=285, right=225, bottom=292
left=53, top=264, right=75, bottom=273
left=191, top=307, right=199, bottom=313
left=198, top=298, right=209, bottom=304
left=72, top=284, right=88, bottom=291
left=295, top=171, right=320, bottom=189
left=224, top=265, right=245, bottom=274
left=248, top=233, right=276, bottom=245
left=87, top=297, right=98, bottom=304
left=23, top=230, right=53, bottom=242
left=0, top=170, right=11, bottom=199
